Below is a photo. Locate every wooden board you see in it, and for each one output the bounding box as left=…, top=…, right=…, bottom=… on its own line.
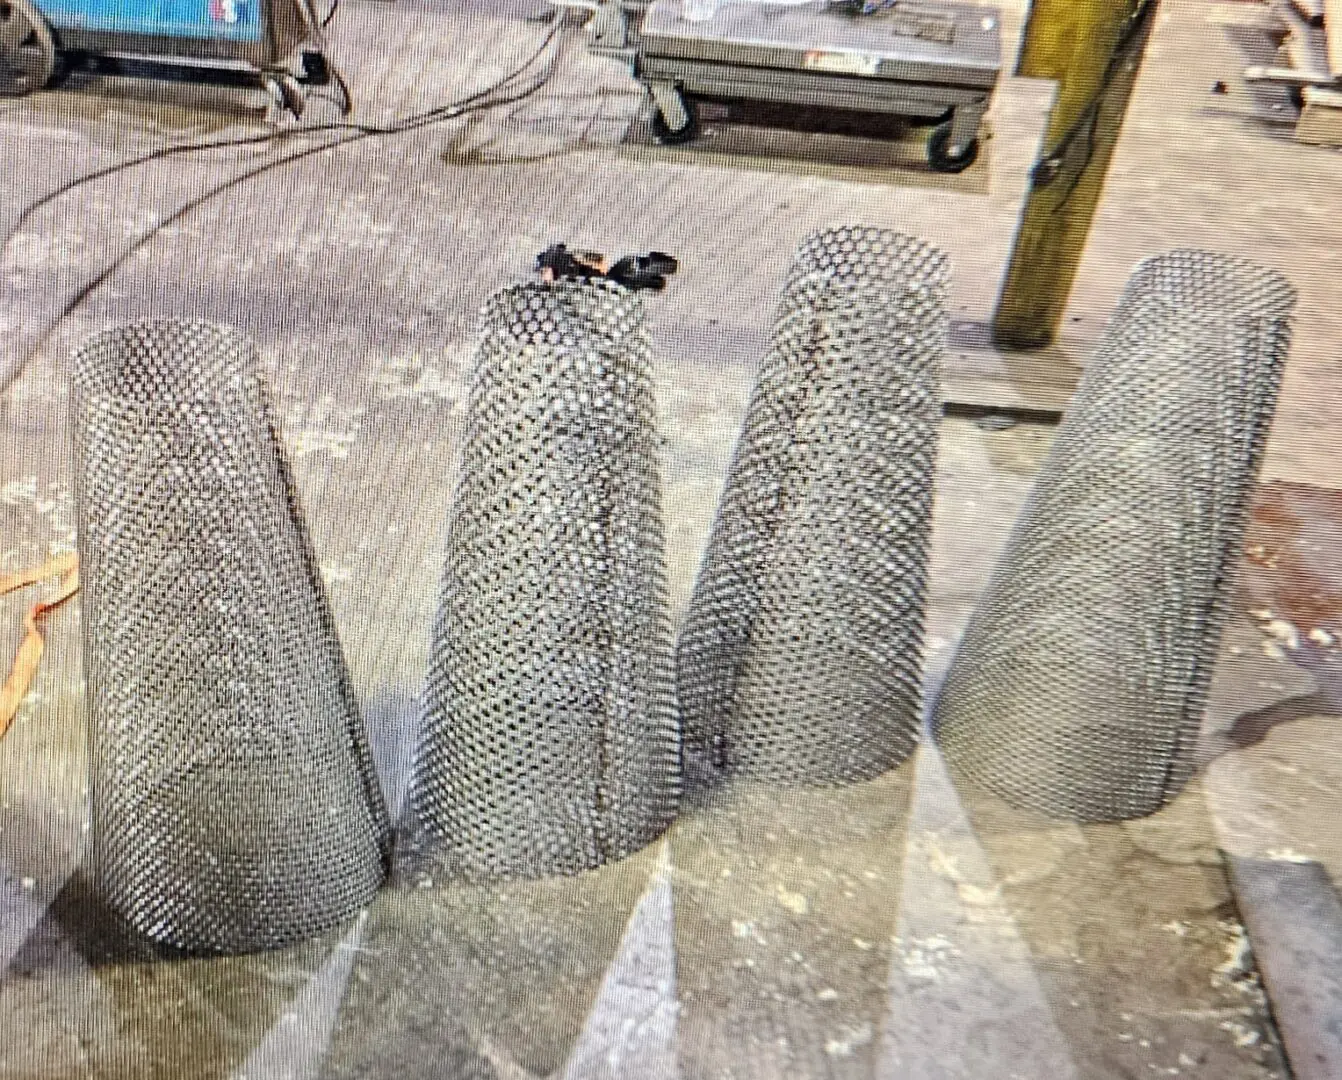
left=1296, top=84, right=1342, bottom=143
left=1282, top=0, right=1332, bottom=75
left=1326, top=0, right=1342, bottom=74
left=1291, top=0, right=1326, bottom=28
left=1228, top=858, right=1342, bottom=1080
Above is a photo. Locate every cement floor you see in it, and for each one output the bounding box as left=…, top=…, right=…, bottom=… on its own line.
left=0, top=0, right=1339, bottom=1077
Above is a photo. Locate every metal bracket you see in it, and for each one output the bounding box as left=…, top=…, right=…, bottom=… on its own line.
left=586, top=0, right=647, bottom=66
left=945, top=102, right=984, bottom=156
left=647, top=78, right=689, bottom=129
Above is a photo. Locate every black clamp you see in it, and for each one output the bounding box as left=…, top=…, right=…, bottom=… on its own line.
left=535, top=244, right=679, bottom=292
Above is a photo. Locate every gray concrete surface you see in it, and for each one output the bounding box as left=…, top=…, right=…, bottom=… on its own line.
left=0, top=0, right=1339, bottom=1077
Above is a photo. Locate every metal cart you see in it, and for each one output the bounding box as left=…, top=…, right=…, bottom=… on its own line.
left=588, top=0, right=1002, bottom=172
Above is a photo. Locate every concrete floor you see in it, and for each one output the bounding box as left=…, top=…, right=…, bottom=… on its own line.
left=0, top=0, right=1339, bottom=1077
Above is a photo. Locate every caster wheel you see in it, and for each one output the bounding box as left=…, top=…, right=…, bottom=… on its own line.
left=262, top=73, right=306, bottom=121
left=44, top=49, right=76, bottom=90
left=276, top=73, right=306, bottom=118
left=927, top=120, right=980, bottom=174
left=0, top=0, right=56, bottom=97
left=1288, top=84, right=1306, bottom=111
left=652, top=92, right=699, bottom=145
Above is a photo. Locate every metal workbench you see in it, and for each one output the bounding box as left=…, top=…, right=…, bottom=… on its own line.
left=589, top=0, right=1001, bottom=172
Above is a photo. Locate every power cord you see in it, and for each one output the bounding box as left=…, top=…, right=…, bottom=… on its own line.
left=1029, top=0, right=1157, bottom=211
left=1, top=13, right=567, bottom=389
left=4, top=11, right=563, bottom=248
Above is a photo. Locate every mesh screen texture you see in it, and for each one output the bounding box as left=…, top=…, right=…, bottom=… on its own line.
left=675, top=226, right=947, bottom=788
left=933, top=250, right=1296, bottom=822
left=405, top=279, right=681, bottom=882
left=71, top=320, right=392, bottom=954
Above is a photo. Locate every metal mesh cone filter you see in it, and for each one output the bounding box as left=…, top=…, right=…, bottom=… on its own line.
left=406, top=279, right=680, bottom=881
left=675, top=226, right=948, bottom=787
left=71, top=320, right=392, bottom=954
left=933, top=251, right=1296, bottom=821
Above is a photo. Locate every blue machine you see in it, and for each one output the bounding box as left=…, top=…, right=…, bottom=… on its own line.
left=1, top=0, right=322, bottom=105
left=40, top=0, right=267, bottom=46
left=36, top=0, right=310, bottom=62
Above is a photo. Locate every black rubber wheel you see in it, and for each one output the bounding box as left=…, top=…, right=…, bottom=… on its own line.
left=651, top=92, right=699, bottom=146
left=0, top=0, right=56, bottom=96
left=927, top=120, right=980, bottom=174
left=43, top=49, right=75, bottom=90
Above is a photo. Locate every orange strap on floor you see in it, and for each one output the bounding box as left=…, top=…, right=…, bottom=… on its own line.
left=0, top=552, right=79, bottom=741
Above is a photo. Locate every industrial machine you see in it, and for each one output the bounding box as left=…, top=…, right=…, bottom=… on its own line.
left=0, top=0, right=328, bottom=113
left=585, top=0, right=1002, bottom=172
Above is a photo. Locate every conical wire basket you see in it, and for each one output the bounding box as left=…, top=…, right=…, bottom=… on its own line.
left=933, top=251, right=1296, bottom=821
left=71, top=320, right=392, bottom=954
left=675, top=226, right=947, bottom=788
left=405, top=279, right=681, bottom=881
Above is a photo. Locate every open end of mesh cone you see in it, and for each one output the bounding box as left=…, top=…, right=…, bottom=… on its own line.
left=405, top=280, right=681, bottom=882
left=72, top=320, right=391, bottom=954
left=675, top=226, right=948, bottom=789
left=933, top=251, right=1296, bottom=822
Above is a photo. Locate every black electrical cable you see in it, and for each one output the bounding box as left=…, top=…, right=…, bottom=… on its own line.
left=329, top=62, right=354, bottom=114
left=4, top=15, right=562, bottom=248
left=5, top=126, right=344, bottom=246
left=1, top=15, right=566, bottom=388
left=1030, top=0, right=1157, bottom=211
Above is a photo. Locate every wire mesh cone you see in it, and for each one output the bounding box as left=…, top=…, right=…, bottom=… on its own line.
left=406, top=279, right=681, bottom=882
left=675, top=226, right=947, bottom=787
left=933, top=251, right=1296, bottom=822
left=71, top=320, right=392, bottom=954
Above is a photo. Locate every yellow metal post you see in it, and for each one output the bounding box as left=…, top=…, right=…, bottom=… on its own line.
left=993, top=0, right=1159, bottom=349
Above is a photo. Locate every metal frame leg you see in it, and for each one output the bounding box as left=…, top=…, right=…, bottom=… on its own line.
left=946, top=101, right=986, bottom=156
left=647, top=79, right=690, bottom=131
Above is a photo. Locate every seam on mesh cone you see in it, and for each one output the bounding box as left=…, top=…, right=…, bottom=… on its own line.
left=71, top=320, right=393, bottom=954
left=932, top=251, right=1296, bottom=822
left=675, top=226, right=948, bottom=787
left=405, top=279, right=681, bottom=882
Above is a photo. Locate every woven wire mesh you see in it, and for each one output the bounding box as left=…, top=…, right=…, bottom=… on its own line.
left=405, top=279, right=680, bottom=881
left=933, top=251, right=1296, bottom=821
left=71, top=320, right=392, bottom=954
left=675, top=226, right=947, bottom=787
